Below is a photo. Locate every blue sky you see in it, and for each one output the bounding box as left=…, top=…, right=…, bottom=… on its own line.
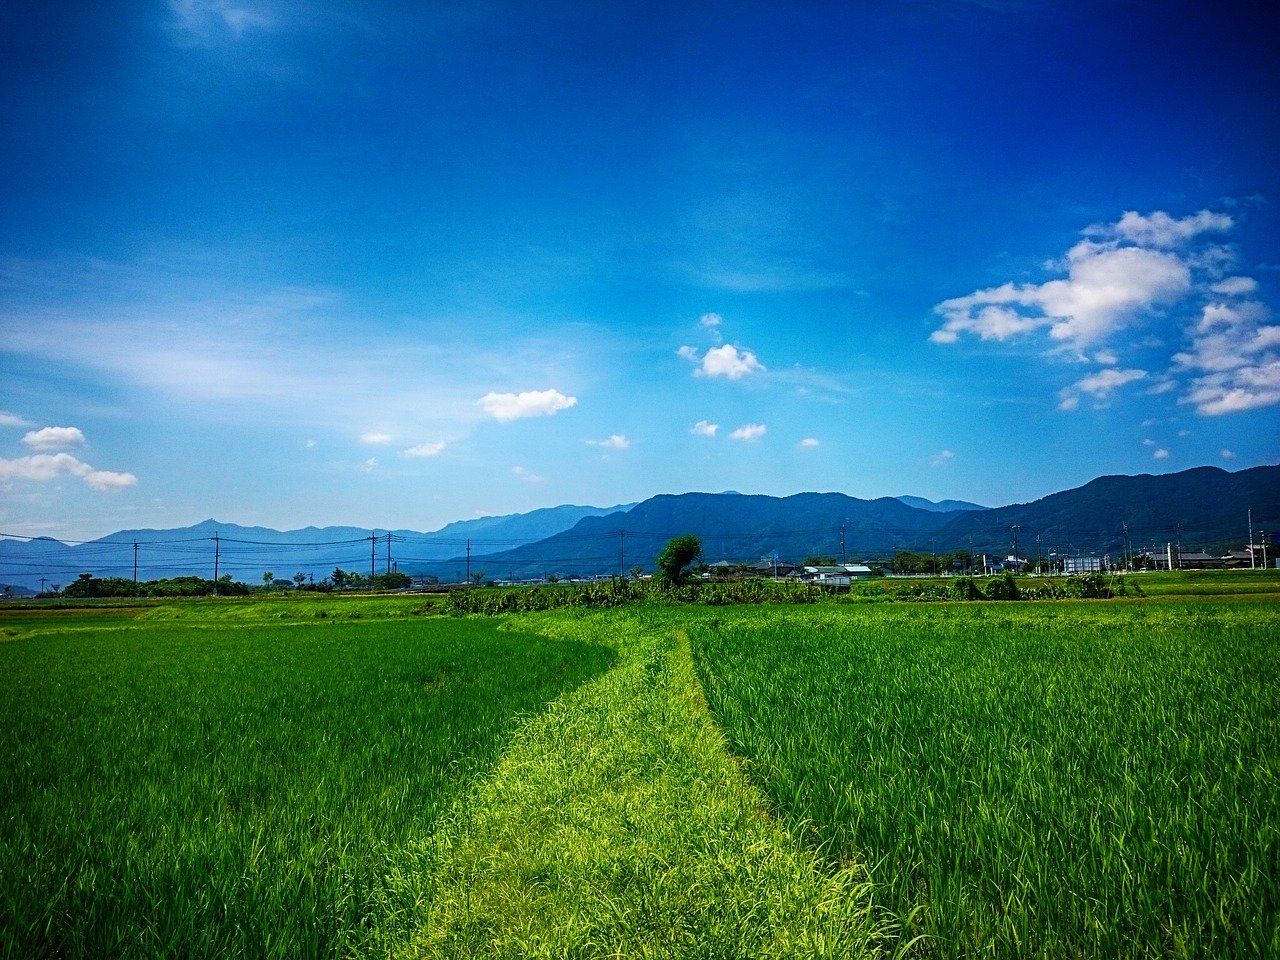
left=2, top=0, right=1277, bottom=541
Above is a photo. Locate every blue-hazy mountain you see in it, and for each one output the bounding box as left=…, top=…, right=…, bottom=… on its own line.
left=0, top=503, right=633, bottom=591
left=3, top=465, right=1276, bottom=591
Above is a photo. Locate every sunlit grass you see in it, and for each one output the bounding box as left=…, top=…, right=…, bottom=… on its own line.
left=692, top=601, right=1280, bottom=958
left=0, top=612, right=611, bottom=959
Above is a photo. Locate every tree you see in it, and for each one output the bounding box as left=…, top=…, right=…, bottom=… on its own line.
left=331, top=568, right=349, bottom=590
left=656, top=534, right=702, bottom=586
left=294, top=571, right=306, bottom=588
left=629, top=565, right=644, bottom=580
left=262, top=571, right=275, bottom=590
left=471, top=569, right=486, bottom=586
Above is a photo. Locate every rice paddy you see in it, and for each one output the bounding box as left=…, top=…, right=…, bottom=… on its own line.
left=691, top=601, right=1280, bottom=958
left=2, top=580, right=1277, bottom=958
left=0, top=607, right=612, bottom=958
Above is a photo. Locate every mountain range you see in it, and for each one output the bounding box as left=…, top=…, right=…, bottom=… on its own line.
left=1, top=466, right=1276, bottom=592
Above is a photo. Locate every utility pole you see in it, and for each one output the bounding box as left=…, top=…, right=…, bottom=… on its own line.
left=370, top=532, right=376, bottom=587
left=212, top=533, right=220, bottom=595
left=1176, top=522, right=1183, bottom=567
left=39, top=576, right=47, bottom=595
left=386, top=533, right=392, bottom=575
left=133, top=541, right=139, bottom=597
left=1010, top=524, right=1021, bottom=566
left=1249, top=508, right=1255, bottom=569
left=1262, top=531, right=1269, bottom=570
left=619, top=530, right=626, bottom=579
left=466, top=538, right=471, bottom=585
left=840, top=522, right=846, bottom=565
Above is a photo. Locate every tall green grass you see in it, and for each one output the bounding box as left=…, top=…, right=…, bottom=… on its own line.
left=0, top=613, right=611, bottom=958
left=691, top=602, right=1280, bottom=958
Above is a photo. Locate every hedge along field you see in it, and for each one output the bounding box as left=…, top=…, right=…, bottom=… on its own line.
left=0, top=611, right=613, bottom=959
left=691, top=601, right=1280, bottom=958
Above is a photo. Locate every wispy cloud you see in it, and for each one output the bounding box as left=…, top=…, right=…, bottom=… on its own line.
left=0, top=412, right=32, bottom=428
left=403, top=441, right=446, bottom=458
left=361, top=431, right=392, bottom=445
left=512, top=465, right=545, bottom=483
left=690, top=420, right=718, bottom=437
left=586, top=434, right=630, bottom=450
left=22, top=426, right=87, bottom=450
left=798, top=437, right=820, bottom=448
left=0, top=453, right=137, bottom=491
left=167, top=0, right=276, bottom=43
left=1152, top=448, right=1170, bottom=460
left=478, top=388, right=577, bottom=422
left=729, top=423, right=766, bottom=441
left=1058, top=367, right=1147, bottom=411
left=931, top=449, right=955, bottom=467
left=1173, top=301, right=1280, bottom=415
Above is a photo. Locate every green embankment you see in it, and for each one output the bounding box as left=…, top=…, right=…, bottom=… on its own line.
left=691, top=601, right=1280, bottom=958
left=0, top=607, right=611, bottom=959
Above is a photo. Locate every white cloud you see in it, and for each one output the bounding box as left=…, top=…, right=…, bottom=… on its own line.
left=83, top=469, right=139, bottom=491
left=932, top=240, right=1190, bottom=349
left=1174, top=300, right=1280, bottom=414
left=1101, top=210, right=1233, bottom=248
left=512, top=465, right=545, bottom=483
left=478, top=389, right=577, bottom=422
left=677, top=345, right=700, bottom=361
left=690, top=420, right=719, bottom=437
left=1153, top=448, right=1170, bottom=460
left=361, top=457, right=379, bottom=472
left=698, top=344, right=765, bottom=380
left=22, top=426, right=87, bottom=450
left=305, top=439, right=317, bottom=448
left=403, top=441, right=446, bottom=458
left=361, top=431, right=392, bottom=445
left=798, top=437, right=820, bottom=448
left=1221, top=448, right=1236, bottom=460
left=698, top=312, right=723, bottom=330
left=1058, top=368, right=1147, bottom=411
left=1094, top=349, right=1119, bottom=365
left=0, top=453, right=137, bottom=492
left=1211, top=276, right=1259, bottom=296
left=0, top=411, right=31, bottom=428
left=586, top=434, right=630, bottom=450
left=931, top=449, right=955, bottom=467
left=1143, top=438, right=1156, bottom=446
left=1075, top=367, right=1148, bottom=397
left=729, top=424, right=767, bottom=441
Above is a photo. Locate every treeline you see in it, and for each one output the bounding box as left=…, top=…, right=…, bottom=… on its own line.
left=59, top=569, right=413, bottom=599
left=62, top=574, right=251, bottom=598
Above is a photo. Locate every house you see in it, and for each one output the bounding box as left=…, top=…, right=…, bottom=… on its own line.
left=1060, top=555, right=1103, bottom=574
left=802, top=564, right=873, bottom=588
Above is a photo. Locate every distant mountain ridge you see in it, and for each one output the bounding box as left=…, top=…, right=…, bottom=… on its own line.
left=2, top=465, right=1276, bottom=591
left=895, top=495, right=987, bottom=513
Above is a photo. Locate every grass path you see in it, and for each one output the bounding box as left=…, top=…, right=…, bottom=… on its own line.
left=391, top=609, right=899, bottom=959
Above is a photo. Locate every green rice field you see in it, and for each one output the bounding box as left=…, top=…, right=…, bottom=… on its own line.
left=691, top=601, right=1280, bottom=957
left=0, top=606, right=612, bottom=958
left=2, top=576, right=1278, bottom=958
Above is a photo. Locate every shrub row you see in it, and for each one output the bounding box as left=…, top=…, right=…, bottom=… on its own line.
left=442, top=573, right=1140, bottom=614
